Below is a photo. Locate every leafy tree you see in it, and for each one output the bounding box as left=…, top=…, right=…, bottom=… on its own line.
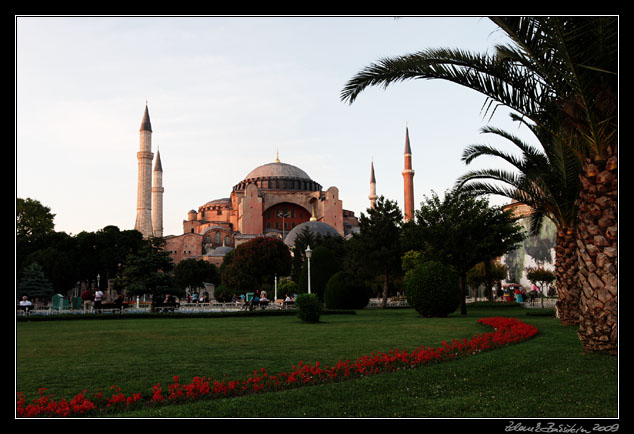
left=16, top=198, right=55, bottom=240
left=404, top=189, right=524, bottom=314
left=120, top=237, right=176, bottom=303
left=346, top=196, right=403, bottom=308
left=174, top=258, right=219, bottom=292
left=16, top=198, right=58, bottom=274
left=526, top=266, right=557, bottom=305
left=466, top=261, right=508, bottom=299
left=277, top=278, right=298, bottom=299
left=220, top=236, right=291, bottom=294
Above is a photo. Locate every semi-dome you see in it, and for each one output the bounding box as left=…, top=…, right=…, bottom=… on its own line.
left=284, top=220, right=341, bottom=248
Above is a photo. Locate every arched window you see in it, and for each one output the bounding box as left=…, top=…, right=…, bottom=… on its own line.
left=215, top=232, right=221, bottom=244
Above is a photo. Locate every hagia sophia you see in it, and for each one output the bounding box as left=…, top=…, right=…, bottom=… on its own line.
left=134, top=104, right=415, bottom=266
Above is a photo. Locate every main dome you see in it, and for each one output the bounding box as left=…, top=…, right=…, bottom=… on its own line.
left=244, top=162, right=312, bottom=181
left=233, top=159, right=321, bottom=192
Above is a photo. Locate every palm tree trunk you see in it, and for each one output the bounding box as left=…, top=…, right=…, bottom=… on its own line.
left=576, top=150, right=618, bottom=355
left=554, top=229, right=580, bottom=326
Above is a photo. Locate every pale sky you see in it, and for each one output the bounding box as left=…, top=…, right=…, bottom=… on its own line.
left=16, top=16, right=534, bottom=237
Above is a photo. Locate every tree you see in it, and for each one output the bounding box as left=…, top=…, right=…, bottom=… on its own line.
left=120, top=237, right=176, bottom=304
left=466, top=261, right=508, bottom=299
left=16, top=198, right=55, bottom=240
left=174, top=259, right=219, bottom=293
left=404, top=189, right=524, bottom=314
left=346, top=196, right=403, bottom=308
left=341, top=16, right=618, bottom=354
left=220, top=236, right=291, bottom=294
left=526, top=266, right=557, bottom=307
left=17, top=262, right=54, bottom=300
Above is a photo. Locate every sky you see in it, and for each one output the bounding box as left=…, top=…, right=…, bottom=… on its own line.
left=16, top=16, right=536, bottom=238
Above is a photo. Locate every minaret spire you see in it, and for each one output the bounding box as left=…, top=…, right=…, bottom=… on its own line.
left=135, top=102, right=154, bottom=238
left=369, top=158, right=377, bottom=209
left=152, top=149, right=164, bottom=238
left=402, top=126, right=415, bottom=222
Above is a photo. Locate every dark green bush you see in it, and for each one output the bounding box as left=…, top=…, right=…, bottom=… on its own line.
left=405, top=261, right=460, bottom=317
left=295, top=293, right=322, bottom=323
left=324, top=271, right=371, bottom=309
left=213, top=285, right=233, bottom=303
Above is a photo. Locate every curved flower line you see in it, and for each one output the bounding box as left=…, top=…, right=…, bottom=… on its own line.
left=16, top=316, right=537, bottom=417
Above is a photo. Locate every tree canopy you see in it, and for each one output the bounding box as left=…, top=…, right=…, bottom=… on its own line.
left=403, top=189, right=525, bottom=314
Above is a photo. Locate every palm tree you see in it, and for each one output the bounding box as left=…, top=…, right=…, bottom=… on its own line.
left=341, top=16, right=617, bottom=354
left=455, top=117, right=581, bottom=325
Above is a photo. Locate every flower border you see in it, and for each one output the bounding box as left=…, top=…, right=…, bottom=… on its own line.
left=16, top=317, right=537, bottom=417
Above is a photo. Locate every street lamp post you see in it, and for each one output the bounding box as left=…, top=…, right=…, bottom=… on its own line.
left=305, top=245, right=312, bottom=295
left=277, top=211, right=290, bottom=240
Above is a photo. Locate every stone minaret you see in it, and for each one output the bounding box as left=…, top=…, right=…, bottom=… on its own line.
left=152, top=149, right=164, bottom=238
left=134, top=104, right=154, bottom=238
left=369, top=159, right=377, bottom=209
left=402, top=127, right=415, bottom=222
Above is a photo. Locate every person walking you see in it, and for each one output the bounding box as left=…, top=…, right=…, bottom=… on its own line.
left=94, top=288, right=104, bottom=313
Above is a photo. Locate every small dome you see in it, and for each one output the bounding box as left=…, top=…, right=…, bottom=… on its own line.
left=284, top=221, right=341, bottom=248
left=244, top=162, right=312, bottom=181
left=203, top=198, right=231, bottom=207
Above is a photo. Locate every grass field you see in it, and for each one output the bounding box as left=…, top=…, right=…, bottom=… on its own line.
left=15, top=305, right=618, bottom=418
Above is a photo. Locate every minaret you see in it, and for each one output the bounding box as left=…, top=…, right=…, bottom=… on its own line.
left=369, top=159, right=377, bottom=209
left=134, top=103, right=154, bottom=238
left=402, top=126, right=415, bottom=222
left=152, top=149, right=164, bottom=238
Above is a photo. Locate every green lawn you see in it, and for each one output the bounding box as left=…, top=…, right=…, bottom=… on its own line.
left=15, top=305, right=618, bottom=418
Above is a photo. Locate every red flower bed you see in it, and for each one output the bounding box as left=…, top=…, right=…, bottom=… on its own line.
left=16, top=317, right=537, bottom=417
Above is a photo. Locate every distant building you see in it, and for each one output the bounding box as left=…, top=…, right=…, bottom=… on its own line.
left=501, top=201, right=557, bottom=289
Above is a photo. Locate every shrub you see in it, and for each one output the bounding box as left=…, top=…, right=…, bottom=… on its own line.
left=324, top=271, right=371, bottom=309
left=277, top=279, right=298, bottom=299
left=213, top=285, right=233, bottom=303
left=405, top=261, right=461, bottom=317
left=295, top=293, right=321, bottom=323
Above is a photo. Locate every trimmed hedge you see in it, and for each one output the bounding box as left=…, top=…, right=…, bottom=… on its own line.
left=295, top=293, right=322, bottom=323
left=405, top=261, right=461, bottom=318
left=324, top=271, right=371, bottom=310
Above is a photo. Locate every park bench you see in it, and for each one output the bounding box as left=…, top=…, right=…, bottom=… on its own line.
left=242, top=299, right=269, bottom=311
left=95, top=301, right=128, bottom=313
left=152, top=301, right=180, bottom=312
